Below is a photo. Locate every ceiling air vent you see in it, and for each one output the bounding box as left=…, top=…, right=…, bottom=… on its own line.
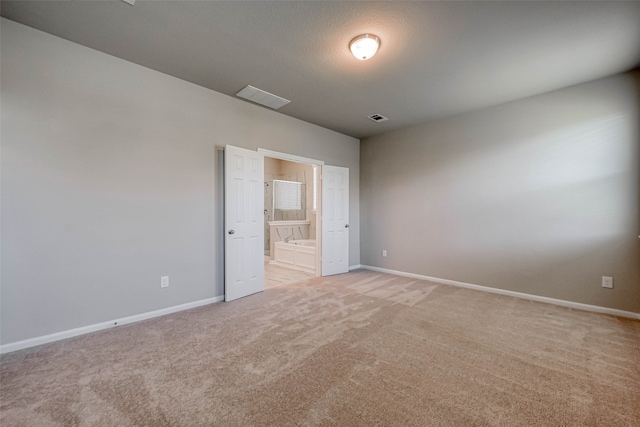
left=367, top=114, right=389, bottom=123
left=236, top=85, right=291, bottom=110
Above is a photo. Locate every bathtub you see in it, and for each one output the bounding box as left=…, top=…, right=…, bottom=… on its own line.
left=272, top=239, right=316, bottom=274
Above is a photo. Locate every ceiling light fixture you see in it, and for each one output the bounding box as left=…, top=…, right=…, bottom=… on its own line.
left=349, top=34, right=380, bottom=61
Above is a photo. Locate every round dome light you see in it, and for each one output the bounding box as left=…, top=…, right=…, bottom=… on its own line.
left=349, top=34, right=380, bottom=61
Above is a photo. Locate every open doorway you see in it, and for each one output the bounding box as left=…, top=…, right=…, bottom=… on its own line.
left=263, top=154, right=321, bottom=288
left=224, top=145, right=349, bottom=301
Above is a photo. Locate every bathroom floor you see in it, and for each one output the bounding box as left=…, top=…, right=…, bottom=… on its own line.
left=264, top=256, right=315, bottom=289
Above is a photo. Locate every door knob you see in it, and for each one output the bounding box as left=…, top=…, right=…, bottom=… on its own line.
left=345, top=224, right=350, bottom=228
left=228, top=230, right=235, bottom=235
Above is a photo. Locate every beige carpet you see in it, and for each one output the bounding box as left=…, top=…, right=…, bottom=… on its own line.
left=1, top=270, right=639, bottom=426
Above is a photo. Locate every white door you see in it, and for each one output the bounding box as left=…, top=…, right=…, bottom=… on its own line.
left=322, top=165, right=349, bottom=276
left=225, top=145, right=264, bottom=301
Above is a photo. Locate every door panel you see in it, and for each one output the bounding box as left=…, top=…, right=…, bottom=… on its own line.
left=322, top=165, right=349, bottom=276
left=225, top=145, right=264, bottom=301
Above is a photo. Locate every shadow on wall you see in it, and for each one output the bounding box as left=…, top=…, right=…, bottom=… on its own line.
left=442, top=113, right=636, bottom=252
left=360, top=71, right=640, bottom=313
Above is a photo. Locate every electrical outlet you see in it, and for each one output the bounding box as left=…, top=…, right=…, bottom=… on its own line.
left=602, top=276, right=613, bottom=289
left=161, top=276, right=169, bottom=288
left=382, top=249, right=387, bottom=257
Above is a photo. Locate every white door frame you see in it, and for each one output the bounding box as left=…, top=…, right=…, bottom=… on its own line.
left=257, top=149, right=324, bottom=168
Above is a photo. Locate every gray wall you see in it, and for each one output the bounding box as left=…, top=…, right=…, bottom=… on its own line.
left=0, top=19, right=359, bottom=345
left=361, top=72, right=640, bottom=313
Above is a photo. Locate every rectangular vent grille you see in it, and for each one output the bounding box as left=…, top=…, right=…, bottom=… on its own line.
left=367, top=114, right=389, bottom=123
left=236, top=85, right=291, bottom=110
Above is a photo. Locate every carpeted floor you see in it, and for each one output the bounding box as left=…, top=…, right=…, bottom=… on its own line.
left=1, top=270, right=639, bottom=426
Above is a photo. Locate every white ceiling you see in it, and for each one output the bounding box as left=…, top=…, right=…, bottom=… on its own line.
left=2, top=1, right=640, bottom=139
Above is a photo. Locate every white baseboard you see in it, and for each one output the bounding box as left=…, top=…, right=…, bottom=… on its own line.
left=0, top=296, right=224, bottom=355
left=5, top=267, right=636, bottom=354
left=360, top=265, right=640, bottom=320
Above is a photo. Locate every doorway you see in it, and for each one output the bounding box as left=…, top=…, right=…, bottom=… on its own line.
left=261, top=151, right=322, bottom=288
left=224, top=146, right=349, bottom=301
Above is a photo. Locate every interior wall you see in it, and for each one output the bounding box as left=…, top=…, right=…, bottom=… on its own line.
left=264, top=158, right=282, bottom=181
left=361, top=71, right=640, bottom=313
left=279, top=160, right=315, bottom=238
left=0, top=19, right=359, bottom=345
left=264, top=159, right=314, bottom=253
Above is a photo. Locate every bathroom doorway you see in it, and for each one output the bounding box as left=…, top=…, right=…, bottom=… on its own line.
left=224, top=146, right=349, bottom=300
left=262, top=151, right=322, bottom=288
